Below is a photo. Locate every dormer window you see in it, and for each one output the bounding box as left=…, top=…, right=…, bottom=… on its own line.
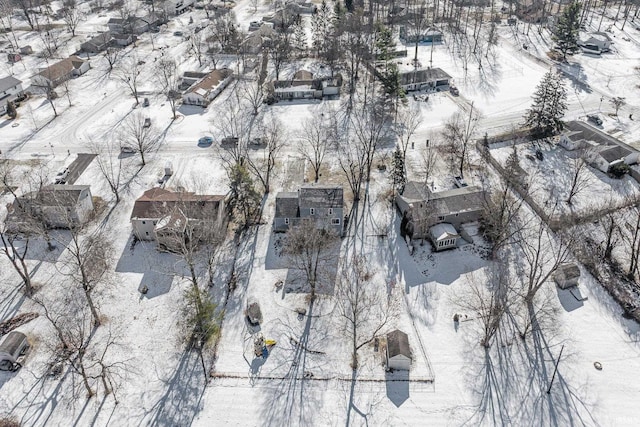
left=328, top=208, right=333, bottom=215
left=310, top=208, right=315, bottom=215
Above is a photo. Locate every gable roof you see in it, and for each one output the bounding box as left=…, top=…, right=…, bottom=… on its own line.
left=33, top=185, right=90, bottom=206
left=187, top=68, right=232, bottom=97
left=0, top=76, right=22, bottom=92
left=387, top=330, right=411, bottom=359
left=299, top=186, right=343, bottom=209
left=400, top=181, right=430, bottom=201
left=84, top=32, right=112, bottom=47
left=275, top=192, right=299, bottom=217
left=598, top=145, right=633, bottom=163
left=428, top=186, right=484, bottom=217
left=564, top=121, right=627, bottom=148
left=399, top=67, right=451, bottom=86
left=554, top=263, right=580, bottom=282
left=429, top=223, right=459, bottom=241
left=37, top=56, right=87, bottom=82
left=131, top=188, right=225, bottom=219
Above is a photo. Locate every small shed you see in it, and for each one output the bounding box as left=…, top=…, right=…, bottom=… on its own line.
left=0, top=331, right=29, bottom=371
left=386, top=329, right=412, bottom=371
left=429, top=223, right=460, bottom=251
left=554, top=263, right=581, bottom=289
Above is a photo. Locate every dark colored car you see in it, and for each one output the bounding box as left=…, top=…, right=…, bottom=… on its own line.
left=198, top=136, right=213, bottom=147
left=587, top=114, right=603, bottom=126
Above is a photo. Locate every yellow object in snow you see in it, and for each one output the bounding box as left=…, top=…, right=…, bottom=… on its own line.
left=265, top=339, right=277, bottom=346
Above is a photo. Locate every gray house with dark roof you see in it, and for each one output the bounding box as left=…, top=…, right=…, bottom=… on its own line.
left=399, top=67, right=451, bottom=92
left=386, top=329, right=411, bottom=371
left=0, top=76, right=23, bottom=115
left=396, top=181, right=484, bottom=239
left=273, top=185, right=344, bottom=235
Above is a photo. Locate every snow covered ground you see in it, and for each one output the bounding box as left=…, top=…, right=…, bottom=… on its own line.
left=1, top=1, right=640, bottom=426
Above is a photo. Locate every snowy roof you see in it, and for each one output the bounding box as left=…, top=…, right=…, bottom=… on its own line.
left=401, top=181, right=430, bottom=201
left=554, top=263, right=581, bottom=282
left=84, top=32, right=112, bottom=46
left=275, top=192, right=299, bottom=217
left=429, top=223, right=459, bottom=241
left=293, top=70, right=313, bottom=80
left=0, top=76, right=22, bottom=92
left=399, top=68, right=451, bottom=86
left=32, top=185, right=91, bottom=207
left=564, top=121, right=628, bottom=149
left=299, top=186, right=343, bottom=209
left=131, top=188, right=225, bottom=220
left=36, top=56, right=87, bottom=81
left=186, top=68, right=232, bottom=96
left=598, top=145, right=633, bottom=163
left=387, top=330, right=411, bottom=359
left=428, top=186, right=484, bottom=217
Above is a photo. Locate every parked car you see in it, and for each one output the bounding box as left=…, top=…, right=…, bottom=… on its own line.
left=454, top=176, right=468, bottom=188
left=450, top=86, right=459, bottom=96
left=198, top=136, right=213, bottom=147
left=221, top=136, right=239, bottom=145
left=121, top=145, right=135, bottom=154
left=246, top=301, right=263, bottom=326
left=143, top=97, right=150, bottom=107
left=587, top=114, right=603, bottom=126
left=55, top=168, right=69, bottom=184
left=0, top=331, right=29, bottom=372
left=173, top=31, right=183, bottom=37
left=143, top=117, right=151, bottom=128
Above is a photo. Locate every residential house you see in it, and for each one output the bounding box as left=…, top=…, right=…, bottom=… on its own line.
left=561, top=121, right=640, bottom=173
left=386, top=330, right=412, bottom=371
left=579, top=32, right=612, bottom=54
left=284, top=0, right=317, bottom=14
left=396, top=181, right=484, bottom=239
left=554, top=263, right=581, bottom=289
left=429, top=223, right=460, bottom=251
left=0, top=76, right=23, bottom=115
left=273, top=185, right=344, bottom=235
left=31, top=56, right=90, bottom=88
left=165, top=0, right=195, bottom=16
left=268, top=70, right=342, bottom=101
left=81, top=32, right=113, bottom=53
left=81, top=32, right=133, bottom=53
left=107, top=13, right=163, bottom=35
left=6, top=185, right=94, bottom=231
left=399, top=67, right=451, bottom=92
left=182, top=68, right=234, bottom=106
left=130, top=187, right=226, bottom=251
left=399, top=27, right=443, bottom=44
left=241, top=23, right=275, bottom=54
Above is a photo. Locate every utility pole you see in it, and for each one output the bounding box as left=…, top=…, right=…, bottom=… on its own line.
left=547, top=344, right=565, bottom=394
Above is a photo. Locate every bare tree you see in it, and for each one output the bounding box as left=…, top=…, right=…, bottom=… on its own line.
left=279, top=220, right=337, bottom=301
left=610, top=96, right=626, bottom=117
left=60, top=0, right=81, bottom=36
left=120, top=112, right=160, bottom=166
left=240, top=78, right=265, bottom=116
left=299, top=116, right=333, bottom=183
left=115, top=56, right=143, bottom=105
left=244, top=115, right=285, bottom=194
left=103, top=47, right=120, bottom=71
left=227, top=163, right=261, bottom=228
left=189, top=30, right=206, bottom=67
left=350, top=102, right=390, bottom=182
left=0, top=0, right=21, bottom=50
left=566, top=151, right=593, bottom=205
left=155, top=59, right=181, bottom=120
left=0, top=223, right=34, bottom=296
left=406, top=0, right=429, bottom=65
left=337, top=255, right=395, bottom=369
left=267, top=32, right=291, bottom=80
left=441, top=107, right=481, bottom=177
left=481, top=177, right=527, bottom=258
left=91, top=138, right=133, bottom=203
left=395, top=104, right=422, bottom=159
left=418, top=144, right=438, bottom=185
left=214, top=97, right=252, bottom=168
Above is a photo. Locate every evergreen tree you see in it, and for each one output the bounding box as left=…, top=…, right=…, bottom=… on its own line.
left=291, top=21, right=308, bottom=58
left=391, top=147, right=406, bottom=192
left=345, top=0, right=354, bottom=12
left=552, top=1, right=582, bottom=60
left=6, top=101, right=17, bottom=119
left=524, top=71, right=567, bottom=137
left=311, top=0, right=333, bottom=57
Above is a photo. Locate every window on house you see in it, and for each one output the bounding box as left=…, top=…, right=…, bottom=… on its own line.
left=331, top=218, right=340, bottom=225
left=328, top=208, right=333, bottom=215
left=142, top=221, right=146, bottom=224
left=145, top=232, right=149, bottom=236
left=285, top=218, right=290, bottom=225
left=438, top=241, right=443, bottom=247
left=455, top=213, right=459, bottom=217
left=310, top=208, right=315, bottom=215
left=437, top=215, right=445, bottom=221
left=153, top=221, right=157, bottom=226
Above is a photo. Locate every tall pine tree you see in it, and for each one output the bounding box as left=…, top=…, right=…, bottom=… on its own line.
left=552, top=1, right=582, bottom=61
left=524, top=71, right=568, bottom=137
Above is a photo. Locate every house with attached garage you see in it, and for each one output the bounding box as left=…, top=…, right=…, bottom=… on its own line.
left=273, top=185, right=344, bottom=236
left=182, top=68, right=234, bottom=106
left=399, top=67, right=451, bottom=92
left=0, top=76, right=23, bottom=115
left=396, top=181, right=484, bottom=241
left=31, top=56, right=90, bottom=88
left=6, top=185, right=94, bottom=231
left=578, top=31, right=612, bottom=54
left=130, top=187, right=226, bottom=251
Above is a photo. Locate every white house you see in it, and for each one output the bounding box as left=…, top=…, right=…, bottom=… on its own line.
left=399, top=67, right=451, bottom=92
left=7, top=185, right=94, bottom=230
left=587, top=145, right=639, bottom=173
left=31, top=56, right=90, bottom=88
left=386, top=330, right=411, bottom=371
left=579, top=32, right=612, bottom=54
left=429, top=223, right=460, bottom=251
left=165, top=0, right=195, bottom=16
left=182, top=68, right=233, bottom=106
left=0, top=76, right=23, bottom=115
left=554, top=263, right=581, bottom=289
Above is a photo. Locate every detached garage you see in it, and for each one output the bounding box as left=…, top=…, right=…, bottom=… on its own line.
left=386, top=329, right=412, bottom=371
